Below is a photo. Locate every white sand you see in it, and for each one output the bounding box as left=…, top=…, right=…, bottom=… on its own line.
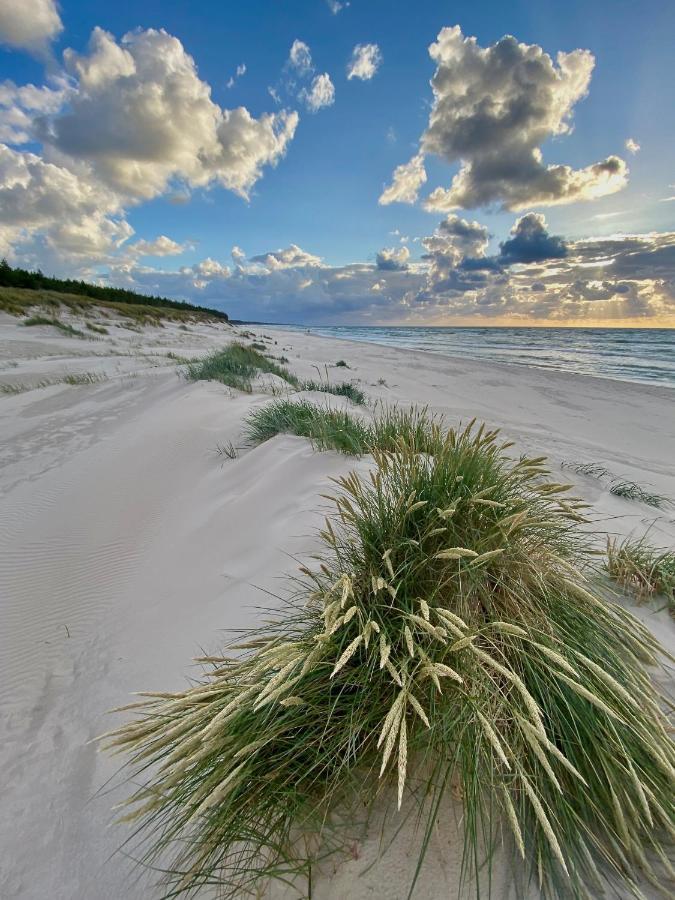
left=1, top=311, right=673, bottom=899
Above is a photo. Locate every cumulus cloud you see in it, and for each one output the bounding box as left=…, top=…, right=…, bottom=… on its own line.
left=131, top=235, right=187, bottom=257
left=625, top=138, right=640, bottom=155
left=299, top=73, right=335, bottom=112
left=419, top=214, right=494, bottom=293
left=288, top=39, right=313, bottom=75
left=12, top=219, right=670, bottom=325
left=347, top=44, right=382, bottom=81
left=0, top=26, right=299, bottom=263
left=41, top=28, right=298, bottom=201
left=497, top=213, right=567, bottom=264
left=326, top=0, right=348, bottom=13
left=376, top=245, right=410, bottom=270
left=379, top=153, right=427, bottom=205
left=0, top=0, right=63, bottom=54
left=0, top=79, right=66, bottom=143
left=249, top=244, right=323, bottom=270
left=0, top=142, right=129, bottom=262
left=383, top=25, right=628, bottom=211
left=413, top=218, right=675, bottom=322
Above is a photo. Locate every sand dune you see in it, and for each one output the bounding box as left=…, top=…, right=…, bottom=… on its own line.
left=0, top=312, right=673, bottom=898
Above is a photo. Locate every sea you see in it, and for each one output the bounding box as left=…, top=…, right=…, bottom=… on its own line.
left=277, top=326, right=675, bottom=389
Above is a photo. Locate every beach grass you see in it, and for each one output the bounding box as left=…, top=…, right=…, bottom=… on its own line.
left=105, top=411, right=675, bottom=899
left=561, top=461, right=611, bottom=479
left=245, top=400, right=443, bottom=455
left=300, top=380, right=366, bottom=405
left=23, top=315, right=84, bottom=337
left=86, top=321, right=109, bottom=335
left=609, top=480, right=670, bottom=509
left=561, top=461, right=670, bottom=509
left=606, top=536, right=675, bottom=614
left=62, top=371, right=108, bottom=385
left=244, top=398, right=371, bottom=453
left=184, top=343, right=300, bottom=393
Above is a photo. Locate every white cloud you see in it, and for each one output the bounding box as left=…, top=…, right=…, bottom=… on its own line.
left=347, top=44, right=382, bottom=81
left=326, top=0, right=348, bottom=13
left=44, top=28, right=298, bottom=202
left=192, top=257, right=230, bottom=278
left=625, top=138, right=640, bottom=155
left=0, top=143, right=130, bottom=262
left=250, top=243, right=323, bottom=270
left=0, top=26, right=299, bottom=263
left=376, top=245, right=410, bottom=270
left=13, top=221, right=671, bottom=325
left=379, top=153, right=427, bottom=205
left=0, top=79, right=66, bottom=143
left=300, top=73, right=335, bottom=113
left=288, top=39, right=313, bottom=75
left=384, top=25, right=628, bottom=211
left=227, top=63, right=246, bottom=89
left=0, top=0, right=63, bottom=54
left=131, top=235, right=187, bottom=257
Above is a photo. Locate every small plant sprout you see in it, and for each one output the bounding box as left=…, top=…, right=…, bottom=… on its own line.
left=215, top=441, right=239, bottom=461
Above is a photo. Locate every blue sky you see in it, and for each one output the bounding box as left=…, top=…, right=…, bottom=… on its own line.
left=1, top=0, right=674, bottom=324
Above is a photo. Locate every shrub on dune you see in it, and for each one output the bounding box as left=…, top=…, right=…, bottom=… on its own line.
left=104, top=414, right=674, bottom=899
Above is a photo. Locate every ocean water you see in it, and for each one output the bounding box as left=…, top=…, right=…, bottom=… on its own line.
left=278, top=325, right=675, bottom=389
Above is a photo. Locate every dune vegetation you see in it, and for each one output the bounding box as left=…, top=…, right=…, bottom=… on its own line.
left=0, top=285, right=227, bottom=326
left=300, top=379, right=366, bottom=405
left=104, top=408, right=674, bottom=899
left=184, top=343, right=300, bottom=392
left=186, top=346, right=367, bottom=404
left=606, top=536, right=675, bottom=615
left=0, top=259, right=228, bottom=321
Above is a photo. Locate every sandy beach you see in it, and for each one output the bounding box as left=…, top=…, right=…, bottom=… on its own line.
left=1, top=310, right=673, bottom=899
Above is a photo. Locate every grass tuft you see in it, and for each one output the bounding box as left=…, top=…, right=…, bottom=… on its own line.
left=245, top=401, right=447, bottom=457
left=609, top=480, right=670, bottom=509
left=23, top=315, right=84, bottom=337
left=606, top=536, right=675, bottom=614
left=561, top=461, right=611, bottom=479
left=300, top=380, right=366, bottom=405
left=184, top=343, right=299, bottom=393
left=106, top=411, right=674, bottom=899
left=62, top=371, right=108, bottom=385
left=86, top=321, right=109, bottom=335
left=244, top=399, right=371, bottom=453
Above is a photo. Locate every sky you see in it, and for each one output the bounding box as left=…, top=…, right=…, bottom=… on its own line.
left=0, top=0, right=674, bottom=326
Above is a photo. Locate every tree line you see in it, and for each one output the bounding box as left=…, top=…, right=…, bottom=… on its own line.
left=0, top=259, right=228, bottom=320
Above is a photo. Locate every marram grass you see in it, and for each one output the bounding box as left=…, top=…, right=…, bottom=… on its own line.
left=606, top=536, right=675, bottom=615
left=104, top=413, right=675, bottom=899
